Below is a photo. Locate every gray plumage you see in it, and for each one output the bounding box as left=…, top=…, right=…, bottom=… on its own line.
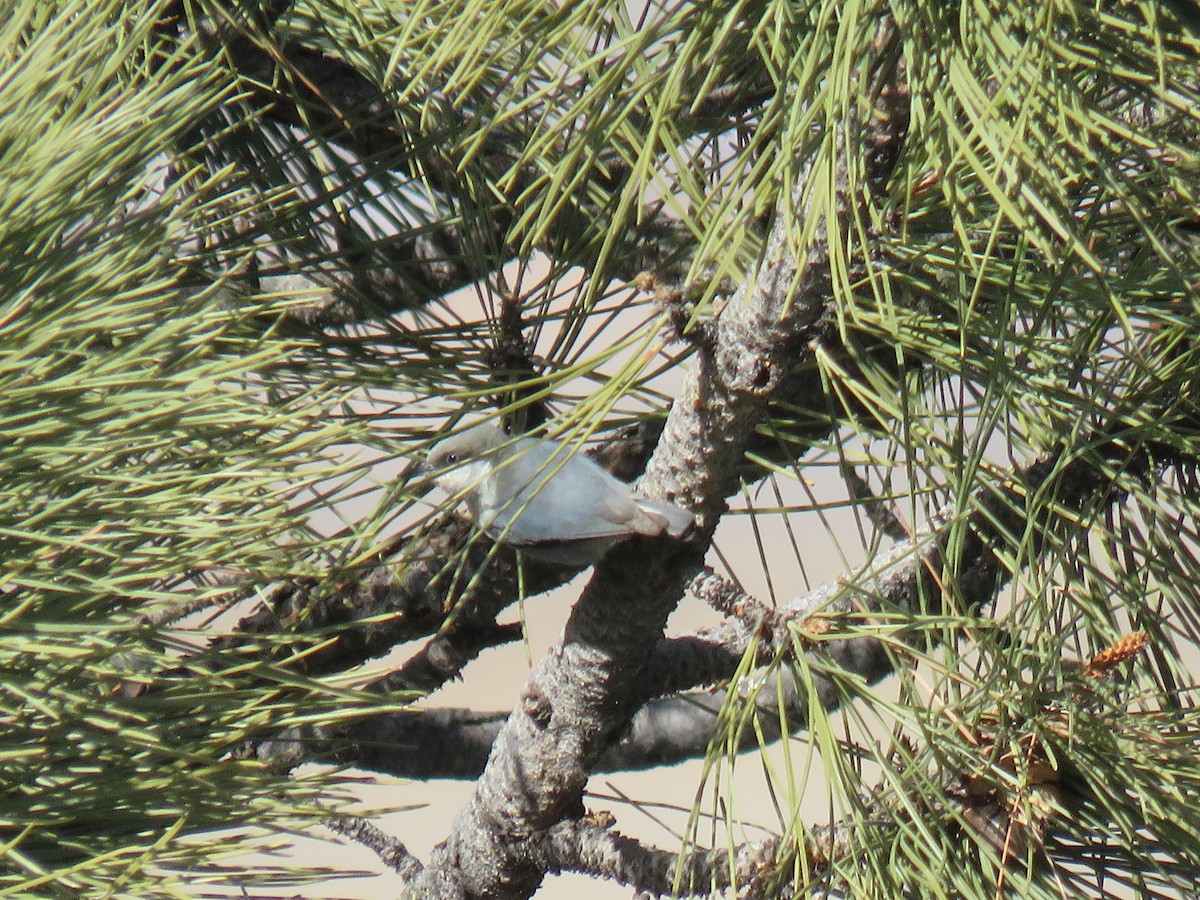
left=426, top=423, right=693, bottom=564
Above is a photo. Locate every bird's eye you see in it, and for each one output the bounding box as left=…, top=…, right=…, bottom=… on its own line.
left=446, top=452, right=458, bottom=464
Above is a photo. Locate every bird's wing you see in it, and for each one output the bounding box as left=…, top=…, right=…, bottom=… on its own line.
left=575, top=455, right=693, bottom=537
left=485, top=441, right=656, bottom=543
left=573, top=457, right=670, bottom=537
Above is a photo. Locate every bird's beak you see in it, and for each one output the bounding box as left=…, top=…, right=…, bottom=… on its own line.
left=411, top=458, right=432, bottom=479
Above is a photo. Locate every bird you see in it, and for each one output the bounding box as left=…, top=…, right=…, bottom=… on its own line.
left=425, top=422, right=693, bottom=564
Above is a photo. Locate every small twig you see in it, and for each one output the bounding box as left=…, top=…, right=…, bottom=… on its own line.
left=488, top=291, right=551, bottom=431
left=687, top=567, right=797, bottom=654
left=842, top=465, right=910, bottom=542
left=689, top=566, right=759, bottom=617
left=534, top=814, right=781, bottom=897
left=324, top=814, right=425, bottom=880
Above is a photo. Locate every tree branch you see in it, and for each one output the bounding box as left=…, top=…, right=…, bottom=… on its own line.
left=532, top=816, right=779, bottom=897
left=411, top=65, right=855, bottom=891
left=325, top=814, right=425, bottom=881
left=263, top=439, right=1129, bottom=780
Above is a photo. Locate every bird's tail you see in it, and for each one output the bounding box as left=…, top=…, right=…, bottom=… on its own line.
left=635, top=498, right=695, bottom=539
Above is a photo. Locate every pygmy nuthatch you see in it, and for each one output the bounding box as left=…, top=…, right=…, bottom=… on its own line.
left=426, top=423, right=694, bottom=564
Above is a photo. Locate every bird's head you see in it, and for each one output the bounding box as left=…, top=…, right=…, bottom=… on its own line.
left=425, top=423, right=510, bottom=496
